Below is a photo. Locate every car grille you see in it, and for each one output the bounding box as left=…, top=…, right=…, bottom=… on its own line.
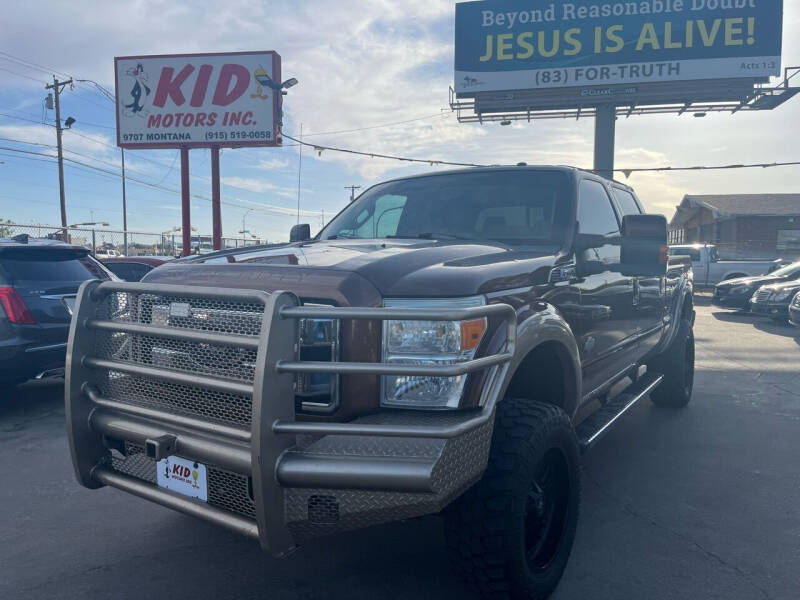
left=753, top=289, right=772, bottom=303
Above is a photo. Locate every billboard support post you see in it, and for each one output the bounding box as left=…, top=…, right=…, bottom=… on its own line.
left=211, top=146, right=222, bottom=251
left=594, top=105, right=616, bottom=181
left=180, top=147, right=191, bottom=257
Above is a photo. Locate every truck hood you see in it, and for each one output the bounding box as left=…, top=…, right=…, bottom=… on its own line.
left=146, top=239, right=560, bottom=300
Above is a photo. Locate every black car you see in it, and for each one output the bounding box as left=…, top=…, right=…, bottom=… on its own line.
left=100, top=256, right=170, bottom=281
left=749, top=278, right=800, bottom=322
left=0, top=235, right=113, bottom=386
left=713, top=261, right=800, bottom=310
left=789, top=291, right=800, bottom=327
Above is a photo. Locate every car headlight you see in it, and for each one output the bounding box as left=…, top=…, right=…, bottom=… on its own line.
left=774, top=289, right=799, bottom=302
left=382, top=296, right=487, bottom=409
left=729, top=284, right=752, bottom=295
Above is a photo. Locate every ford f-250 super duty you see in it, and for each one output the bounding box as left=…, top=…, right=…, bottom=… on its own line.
left=65, top=166, right=694, bottom=600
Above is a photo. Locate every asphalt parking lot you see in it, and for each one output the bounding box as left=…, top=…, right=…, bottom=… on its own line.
left=1, top=294, right=799, bottom=600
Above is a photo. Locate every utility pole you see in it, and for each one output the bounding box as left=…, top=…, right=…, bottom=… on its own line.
left=121, top=148, right=128, bottom=255
left=45, top=76, right=73, bottom=240
left=345, top=185, right=361, bottom=203
left=296, top=123, right=303, bottom=225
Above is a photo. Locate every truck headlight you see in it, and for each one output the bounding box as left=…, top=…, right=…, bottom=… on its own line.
left=382, top=297, right=487, bottom=409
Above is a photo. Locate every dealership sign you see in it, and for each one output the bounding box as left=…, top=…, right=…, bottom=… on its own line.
left=115, top=51, right=281, bottom=149
left=454, top=0, right=783, bottom=94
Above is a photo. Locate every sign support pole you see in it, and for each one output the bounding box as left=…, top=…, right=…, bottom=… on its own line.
left=593, top=104, right=616, bottom=180
left=180, top=147, right=191, bottom=257
left=211, top=146, right=222, bottom=251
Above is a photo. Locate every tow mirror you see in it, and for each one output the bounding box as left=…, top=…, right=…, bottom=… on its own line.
left=619, top=214, right=668, bottom=277
left=289, top=223, right=311, bottom=243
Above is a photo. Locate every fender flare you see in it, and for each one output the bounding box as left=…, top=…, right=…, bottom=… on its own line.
left=496, top=303, right=582, bottom=419
left=652, top=274, right=693, bottom=357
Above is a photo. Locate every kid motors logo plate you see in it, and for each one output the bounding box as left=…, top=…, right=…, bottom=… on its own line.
left=156, top=456, right=208, bottom=502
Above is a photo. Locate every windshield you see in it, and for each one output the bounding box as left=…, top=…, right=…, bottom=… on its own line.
left=319, top=170, right=573, bottom=246
left=771, top=261, right=800, bottom=278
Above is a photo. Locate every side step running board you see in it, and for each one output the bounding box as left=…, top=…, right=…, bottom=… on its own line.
left=576, top=373, right=664, bottom=453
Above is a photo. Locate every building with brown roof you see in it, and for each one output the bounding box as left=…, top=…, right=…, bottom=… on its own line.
left=669, top=194, right=800, bottom=259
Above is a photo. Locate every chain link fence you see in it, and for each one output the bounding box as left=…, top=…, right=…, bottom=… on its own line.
left=1, top=222, right=265, bottom=257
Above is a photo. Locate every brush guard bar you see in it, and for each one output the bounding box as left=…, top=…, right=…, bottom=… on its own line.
left=65, top=280, right=515, bottom=555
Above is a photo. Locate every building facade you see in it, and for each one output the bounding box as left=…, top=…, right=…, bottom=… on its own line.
left=669, top=194, right=800, bottom=259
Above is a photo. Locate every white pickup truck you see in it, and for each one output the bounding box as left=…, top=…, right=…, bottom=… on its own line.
left=669, top=244, right=781, bottom=286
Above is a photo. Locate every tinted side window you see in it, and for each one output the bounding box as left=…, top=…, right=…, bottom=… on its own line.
left=577, top=180, right=620, bottom=264
left=578, top=181, right=620, bottom=236
left=0, top=255, right=109, bottom=282
left=612, top=188, right=642, bottom=216
left=105, top=262, right=152, bottom=281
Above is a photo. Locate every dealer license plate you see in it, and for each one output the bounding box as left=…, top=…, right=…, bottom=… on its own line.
left=156, top=456, right=208, bottom=501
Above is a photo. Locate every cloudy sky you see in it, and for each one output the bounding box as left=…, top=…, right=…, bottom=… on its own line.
left=1, top=0, right=798, bottom=243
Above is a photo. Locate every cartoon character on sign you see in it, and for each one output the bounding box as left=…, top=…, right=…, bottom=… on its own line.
left=251, top=66, right=271, bottom=100
left=123, top=63, right=151, bottom=118
left=192, top=463, right=199, bottom=489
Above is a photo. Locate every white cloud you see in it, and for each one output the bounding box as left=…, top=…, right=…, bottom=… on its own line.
left=255, top=157, right=290, bottom=170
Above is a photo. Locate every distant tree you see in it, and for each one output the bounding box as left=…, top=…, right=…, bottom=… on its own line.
left=0, top=219, right=14, bottom=238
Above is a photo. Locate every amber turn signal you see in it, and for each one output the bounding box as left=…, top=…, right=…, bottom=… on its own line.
left=460, top=318, right=487, bottom=351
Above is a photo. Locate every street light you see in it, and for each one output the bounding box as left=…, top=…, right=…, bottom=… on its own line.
left=241, top=208, right=254, bottom=235
left=161, top=226, right=197, bottom=256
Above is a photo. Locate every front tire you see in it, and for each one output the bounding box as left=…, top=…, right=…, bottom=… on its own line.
left=445, top=399, right=581, bottom=600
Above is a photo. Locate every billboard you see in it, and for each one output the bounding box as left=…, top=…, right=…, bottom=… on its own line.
left=115, top=51, right=281, bottom=149
left=455, top=0, right=783, bottom=95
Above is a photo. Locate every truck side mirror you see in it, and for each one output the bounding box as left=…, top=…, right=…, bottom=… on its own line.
left=289, top=223, right=311, bottom=242
left=619, top=214, right=668, bottom=277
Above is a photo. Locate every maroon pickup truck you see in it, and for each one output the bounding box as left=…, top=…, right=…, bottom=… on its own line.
left=65, top=166, right=694, bottom=599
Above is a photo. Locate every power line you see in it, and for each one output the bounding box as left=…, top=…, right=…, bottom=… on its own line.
left=616, top=162, right=800, bottom=177
left=0, top=144, right=321, bottom=218
left=0, top=50, right=71, bottom=79
left=154, top=151, right=180, bottom=185
left=0, top=66, right=47, bottom=84
left=301, top=111, right=450, bottom=139
left=282, top=132, right=485, bottom=168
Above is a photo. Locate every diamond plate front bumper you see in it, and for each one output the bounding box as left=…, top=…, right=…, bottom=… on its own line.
left=65, top=281, right=515, bottom=555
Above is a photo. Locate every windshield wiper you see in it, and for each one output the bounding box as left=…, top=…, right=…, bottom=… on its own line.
left=417, top=232, right=475, bottom=241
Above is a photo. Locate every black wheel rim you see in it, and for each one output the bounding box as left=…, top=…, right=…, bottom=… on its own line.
left=524, top=448, right=570, bottom=573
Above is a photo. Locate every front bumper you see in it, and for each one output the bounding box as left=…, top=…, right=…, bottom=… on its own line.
left=750, top=301, right=790, bottom=318
left=65, top=281, right=515, bottom=554
left=789, top=304, right=800, bottom=327
left=0, top=333, right=67, bottom=383
left=711, top=291, right=751, bottom=310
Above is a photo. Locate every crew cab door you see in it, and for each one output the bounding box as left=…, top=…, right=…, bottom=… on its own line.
left=574, top=179, right=639, bottom=395
left=611, top=186, right=665, bottom=356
